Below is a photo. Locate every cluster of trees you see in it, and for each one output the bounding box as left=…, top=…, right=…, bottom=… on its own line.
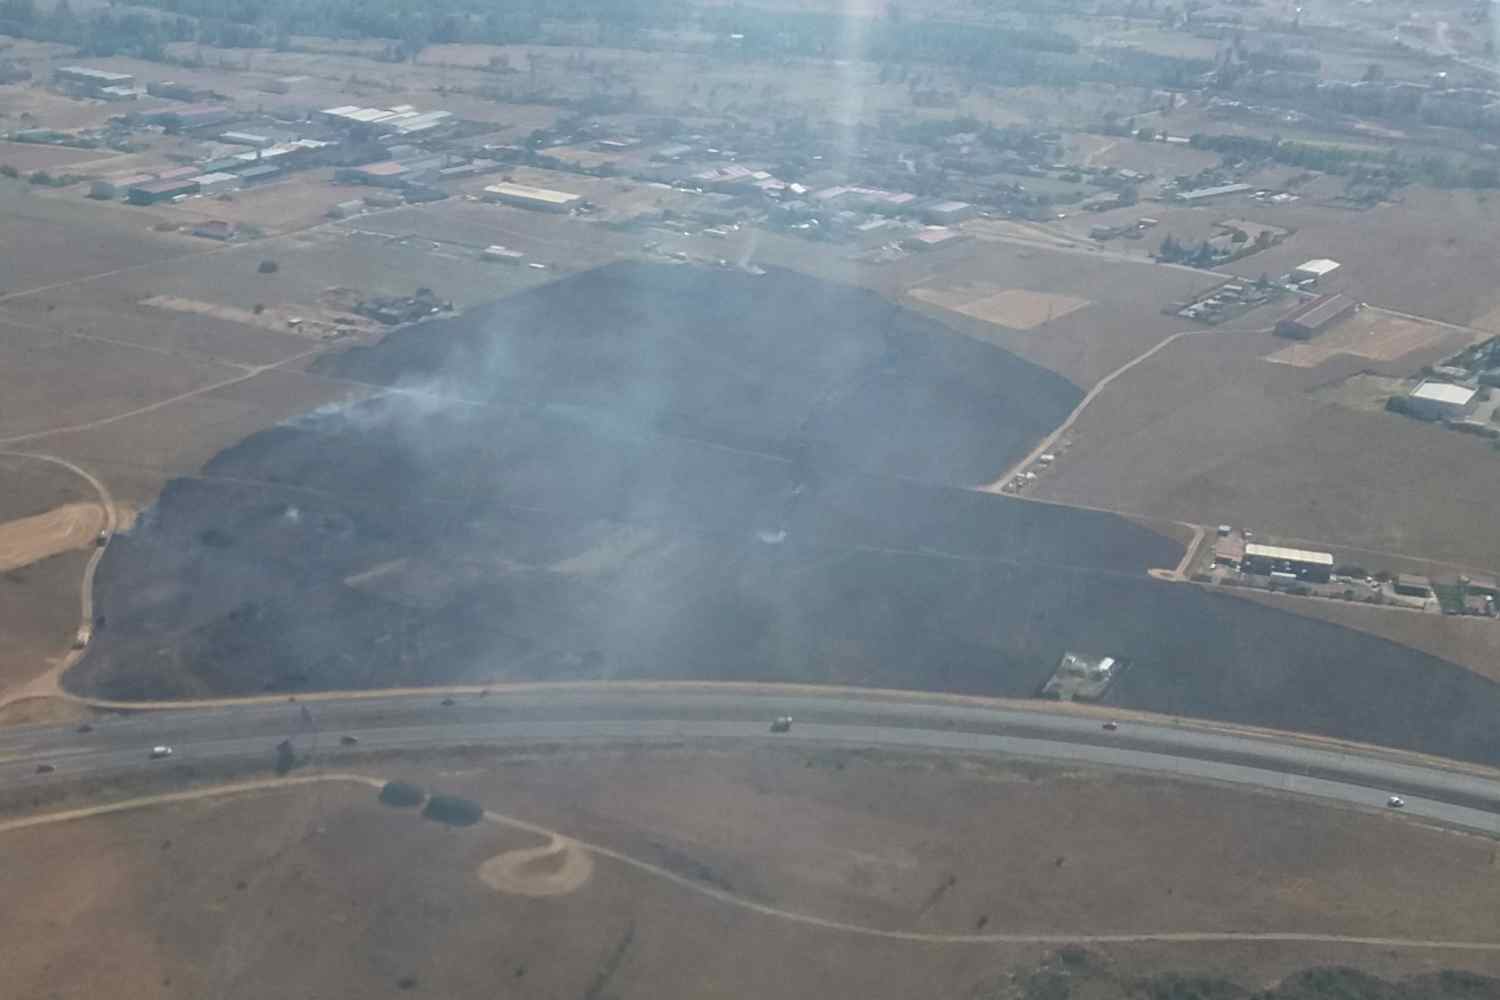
left=1155, top=235, right=1223, bottom=267
left=1189, top=131, right=1500, bottom=191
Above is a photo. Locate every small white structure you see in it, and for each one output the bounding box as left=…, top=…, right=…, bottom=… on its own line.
left=1406, top=380, right=1477, bottom=421
left=1292, top=258, right=1341, bottom=282
left=192, top=171, right=239, bottom=195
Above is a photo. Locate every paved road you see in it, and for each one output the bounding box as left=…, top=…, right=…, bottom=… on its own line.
left=4, top=689, right=1500, bottom=836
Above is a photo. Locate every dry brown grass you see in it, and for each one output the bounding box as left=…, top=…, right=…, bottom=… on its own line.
left=1265, top=309, right=1463, bottom=368
left=7, top=747, right=1500, bottom=999
left=1031, top=327, right=1500, bottom=571
left=0, top=502, right=105, bottom=573
left=909, top=284, right=1092, bottom=330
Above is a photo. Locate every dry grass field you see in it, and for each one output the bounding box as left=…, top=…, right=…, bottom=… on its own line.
left=0, top=316, right=242, bottom=441
left=1030, top=325, right=1500, bottom=571
left=6, top=747, right=1500, bottom=999
left=151, top=173, right=378, bottom=235
left=0, top=549, right=89, bottom=692
left=1221, top=190, right=1500, bottom=329
left=0, top=139, right=114, bottom=172
left=0, top=502, right=106, bottom=573
left=881, top=239, right=1222, bottom=387
left=1264, top=308, right=1460, bottom=368
left=908, top=284, right=1092, bottom=330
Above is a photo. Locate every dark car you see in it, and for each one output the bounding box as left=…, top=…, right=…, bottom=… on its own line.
left=35, top=763, right=55, bottom=774
left=1102, top=721, right=1119, bottom=731
left=340, top=735, right=360, bottom=746
left=770, top=716, right=793, bottom=733
left=76, top=723, right=94, bottom=734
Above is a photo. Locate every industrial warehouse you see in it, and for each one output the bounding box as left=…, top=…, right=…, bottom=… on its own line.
left=1241, top=543, right=1334, bottom=582
left=1276, top=293, right=1357, bottom=339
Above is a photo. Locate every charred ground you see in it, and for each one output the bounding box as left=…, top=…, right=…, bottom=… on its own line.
left=71, top=263, right=1500, bottom=767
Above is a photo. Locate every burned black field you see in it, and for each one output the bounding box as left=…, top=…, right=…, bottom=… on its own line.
left=74, top=263, right=1500, bottom=767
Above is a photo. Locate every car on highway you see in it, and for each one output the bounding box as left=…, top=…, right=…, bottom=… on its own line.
left=35, top=763, right=55, bottom=774
left=75, top=723, right=93, bottom=734
left=1101, top=721, right=1119, bottom=731
left=1387, top=795, right=1406, bottom=809
left=149, top=745, right=174, bottom=760
left=770, top=716, right=793, bottom=733
left=340, top=735, right=360, bottom=746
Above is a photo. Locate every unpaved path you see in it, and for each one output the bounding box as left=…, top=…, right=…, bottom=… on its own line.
left=0, top=452, right=115, bottom=703
left=6, top=769, right=1500, bottom=952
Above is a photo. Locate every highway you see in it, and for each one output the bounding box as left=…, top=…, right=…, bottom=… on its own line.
left=4, top=687, right=1500, bottom=837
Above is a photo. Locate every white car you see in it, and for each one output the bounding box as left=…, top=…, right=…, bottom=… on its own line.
left=1386, top=795, right=1405, bottom=809
left=149, top=745, right=174, bottom=760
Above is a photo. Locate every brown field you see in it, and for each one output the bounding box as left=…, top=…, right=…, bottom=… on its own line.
left=1221, top=190, right=1500, bottom=329
left=0, top=317, right=243, bottom=441
left=0, top=139, right=113, bottom=172
left=1309, top=372, right=1414, bottom=413
left=7, top=746, right=1500, bottom=999
left=908, top=284, right=1092, bottom=330
left=0, top=549, right=89, bottom=693
left=0, top=182, right=192, bottom=295
left=1264, top=308, right=1460, bottom=368
left=0, top=502, right=105, bottom=573
left=0, top=452, right=97, bottom=521
left=1029, top=327, right=1500, bottom=571
left=876, top=238, right=1222, bottom=387
left=154, top=173, right=377, bottom=234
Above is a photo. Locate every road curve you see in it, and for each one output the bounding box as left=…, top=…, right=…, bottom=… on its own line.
left=6, top=688, right=1500, bottom=840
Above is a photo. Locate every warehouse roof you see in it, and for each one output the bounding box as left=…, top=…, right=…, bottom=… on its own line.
left=1410, top=380, right=1477, bottom=406
left=191, top=171, right=239, bottom=185
left=1285, top=293, right=1354, bottom=328
left=57, top=65, right=133, bottom=83
left=484, top=182, right=581, bottom=205
left=1243, top=542, right=1334, bottom=566
left=1295, top=258, right=1341, bottom=277
left=1176, top=182, right=1253, bottom=201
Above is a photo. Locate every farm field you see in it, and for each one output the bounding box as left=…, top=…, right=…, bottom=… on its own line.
left=1220, top=190, right=1500, bottom=329
left=0, top=180, right=194, bottom=295
left=1029, top=327, right=1500, bottom=571
left=892, top=237, right=1225, bottom=388
left=7, top=747, right=1500, bottom=999
left=1264, top=308, right=1462, bottom=369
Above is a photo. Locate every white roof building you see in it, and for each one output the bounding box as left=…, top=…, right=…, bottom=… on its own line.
left=1407, top=379, right=1477, bottom=421
left=1293, top=258, right=1341, bottom=280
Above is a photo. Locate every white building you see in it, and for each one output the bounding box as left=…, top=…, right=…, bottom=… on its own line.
left=1406, top=380, right=1477, bottom=421
left=1292, top=258, right=1341, bottom=282
left=192, top=171, right=240, bottom=195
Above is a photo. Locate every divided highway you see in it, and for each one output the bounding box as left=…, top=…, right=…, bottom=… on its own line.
left=3, top=687, right=1500, bottom=837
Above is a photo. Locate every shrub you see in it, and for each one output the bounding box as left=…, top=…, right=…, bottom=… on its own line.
left=0, top=164, right=17, bottom=178
left=421, top=794, right=483, bottom=826
left=378, top=781, right=425, bottom=808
